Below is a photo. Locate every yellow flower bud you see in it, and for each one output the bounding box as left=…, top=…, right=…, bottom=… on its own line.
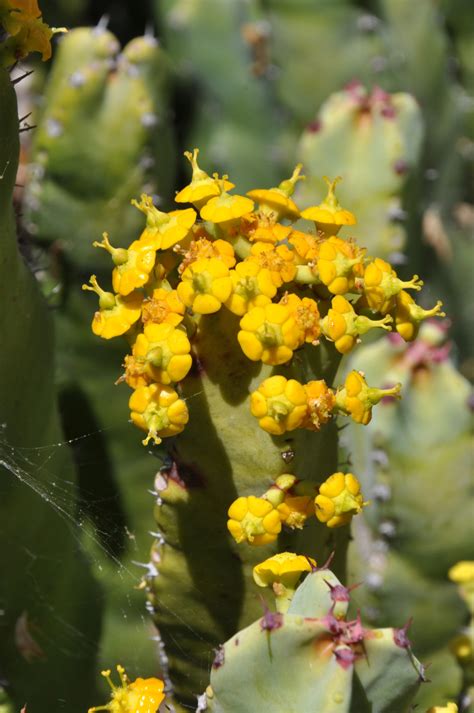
left=335, top=370, right=401, bottom=425
left=132, top=194, right=197, bottom=250
left=132, top=323, right=192, bottom=385
left=425, top=704, right=458, bottom=713
left=238, top=303, right=301, bottom=365
left=301, top=176, right=356, bottom=237
left=129, top=383, right=189, bottom=446
left=82, top=275, right=142, bottom=339
left=315, top=472, right=366, bottom=528
left=141, top=287, right=185, bottom=327
left=250, top=375, right=307, bottom=435
left=363, top=258, right=423, bottom=314
left=177, top=257, right=232, bottom=314
left=88, top=665, right=165, bottom=713
left=302, top=380, right=336, bottom=430
left=246, top=164, right=304, bottom=221
left=224, top=259, right=277, bottom=316
left=200, top=189, right=254, bottom=224
left=393, top=290, right=445, bottom=341
left=175, top=149, right=234, bottom=208
left=227, top=495, right=281, bottom=545
left=316, top=236, right=365, bottom=295
left=320, top=295, right=392, bottom=354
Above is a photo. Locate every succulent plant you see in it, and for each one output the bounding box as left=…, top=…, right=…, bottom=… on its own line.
left=200, top=562, right=424, bottom=713
left=0, top=62, right=101, bottom=712
left=345, top=323, right=473, bottom=708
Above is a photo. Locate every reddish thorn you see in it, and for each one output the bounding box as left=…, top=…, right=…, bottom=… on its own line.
left=393, top=617, right=413, bottom=648
left=212, top=645, right=225, bottom=669
left=393, top=158, right=409, bottom=175
left=258, top=596, right=283, bottom=633
left=306, top=119, right=322, bottom=133
left=316, top=551, right=335, bottom=571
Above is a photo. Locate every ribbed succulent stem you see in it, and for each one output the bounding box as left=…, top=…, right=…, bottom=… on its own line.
left=148, top=310, right=344, bottom=707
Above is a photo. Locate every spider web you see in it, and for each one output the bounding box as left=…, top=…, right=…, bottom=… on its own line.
left=0, top=414, right=207, bottom=712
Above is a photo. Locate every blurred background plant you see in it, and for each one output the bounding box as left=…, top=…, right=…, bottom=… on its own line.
left=1, top=0, right=473, bottom=711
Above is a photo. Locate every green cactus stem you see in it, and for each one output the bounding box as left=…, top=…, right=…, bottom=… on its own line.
left=0, top=68, right=101, bottom=712
left=200, top=565, right=424, bottom=712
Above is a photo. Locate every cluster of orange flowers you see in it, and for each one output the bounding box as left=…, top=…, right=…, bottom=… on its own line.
left=84, top=149, right=443, bottom=447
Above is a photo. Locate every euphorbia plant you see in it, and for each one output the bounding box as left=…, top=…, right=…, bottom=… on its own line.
left=84, top=149, right=444, bottom=709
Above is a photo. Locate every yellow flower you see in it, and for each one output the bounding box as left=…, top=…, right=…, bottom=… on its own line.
left=119, top=355, right=150, bottom=390
left=227, top=495, right=281, bottom=546
left=253, top=551, right=315, bottom=611
left=129, top=383, right=189, bottom=446
left=238, top=303, right=301, bottom=365
left=249, top=242, right=297, bottom=287
left=263, top=474, right=315, bottom=530
left=177, top=257, right=232, bottom=314
left=93, top=233, right=157, bottom=296
left=240, top=213, right=293, bottom=244
left=448, top=561, right=474, bottom=585
left=425, top=704, right=458, bottom=713
left=224, top=259, right=277, bottom=316
left=132, top=194, right=196, bottom=250
left=335, top=370, right=401, bottom=425
left=132, top=323, right=192, bottom=385
left=82, top=275, right=142, bottom=339
left=88, top=665, right=165, bottom=713
left=277, top=495, right=314, bottom=530
left=363, top=258, right=423, bottom=314
left=316, top=236, right=365, bottom=295
left=288, top=229, right=321, bottom=264
left=200, top=189, right=254, bottom=224
left=0, top=0, right=66, bottom=64
left=320, top=295, right=392, bottom=354
left=301, top=176, right=356, bottom=237
left=393, top=290, right=445, bottom=341
left=450, top=633, right=473, bottom=664
left=253, top=552, right=316, bottom=589
left=178, top=237, right=236, bottom=273
left=246, top=164, right=304, bottom=221
left=175, top=148, right=234, bottom=208
left=302, top=380, right=336, bottom=431
left=279, top=292, right=321, bottom=345
left=141, top=287, right=185, bottom=327
left=250, top=375, right=307, bottom=435
left=315, top=472, right=366, bottom=528
left=449, top=560, right=474, bottom=612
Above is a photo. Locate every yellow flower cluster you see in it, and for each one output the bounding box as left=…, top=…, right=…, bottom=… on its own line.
left=227, top=471, right=366, bottom=546
left=84, top=149, right=442, bottom=445
left=0, top=0, right=66, bottom=66
left=88, top=665, right=165, bottom=713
